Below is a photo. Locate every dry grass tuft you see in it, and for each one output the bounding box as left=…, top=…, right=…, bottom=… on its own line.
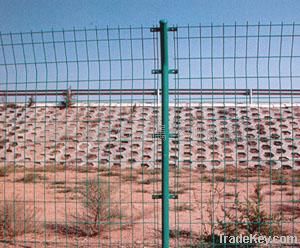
left=16, top=173, right=47, bottom=183
left=27, top=165, right=66, bottom=173
left=122, top=173, right=138, bottom=182
left=0, top=167, right=7, bottom=177
left=0, top=166, right=15, bottom=177
left=173, top=203, right=193, bottom=212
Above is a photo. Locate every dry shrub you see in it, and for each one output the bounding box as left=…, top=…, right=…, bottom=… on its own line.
left=73, top=179, right=121, bottom=236
left=60, top=87, right=74, bottom=108
left=0, top=197, right=36, bottom=239
left=217, top=184, right=286, bottom=236
left=131, top=103, right=137, bottom=114
left=198, top=182, right=224, bottom=238
left=190, top=182, right=288, bottom=247
left=27, top=96, right=35, bottom=107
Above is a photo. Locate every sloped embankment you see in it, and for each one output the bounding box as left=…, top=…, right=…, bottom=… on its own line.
left=1, top=104, right=300, bottom=170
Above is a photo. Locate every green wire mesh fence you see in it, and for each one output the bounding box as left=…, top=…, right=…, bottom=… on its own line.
left=169, top=23, right=300, bottom=247
left=0, top=22, right=300, bottom=247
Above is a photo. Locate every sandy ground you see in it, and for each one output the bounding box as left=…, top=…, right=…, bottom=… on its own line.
left=0, top=166, right=299, bottom=247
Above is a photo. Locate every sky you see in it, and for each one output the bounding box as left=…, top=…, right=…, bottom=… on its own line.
left=1, top=1, right=300, bottom=103
left=1, top=0, right=300, bottom=32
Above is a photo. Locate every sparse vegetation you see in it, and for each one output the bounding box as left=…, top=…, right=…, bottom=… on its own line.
left=97, top=166, right=111, bottom=172
left=0, top=96, right=17, bottom=110
left=76, top=166, right=98, bottom=173
left=0, top=167, right=7, bottom=177
left=122, top=173, right=138, bottom=182
left=60, top=87, right=74, bottom=108
left=72, top=179, right=121, bottom=236
left=170, top=187, right=187, bottom=195
left=169, top=228, right=193, bottom=239
left=137, top=168, right=161, bottom=176
left=272, top=179, right=288, bottom=185
left=16, top=173, right=47, bottom=183
left=135, top=188, right=148, bottom=193
left=214, top=175, right=240, bottom=183
left=173, top=203, right=193, bottom=212
left=27, top=96, right=35, bottom=107
left=199, top=182, right=224, bottom=239
left=199, top=174, right=212, bottom=182
left=100, top=170, right=121, bottom=177
left=51, top=180, right=66, bottom=185
left=131, top=104, right=137, bottom=114
left=29, top=165, right=66, bottom=173
left=137, top=177, right=161, bottom=185
left=0, top=196, right=37, bottom=239
left=217, top=184, right=286, bottom=237
left=188, top=182, right=288, bottom=247
left=57, top=188, right=73, bottom=194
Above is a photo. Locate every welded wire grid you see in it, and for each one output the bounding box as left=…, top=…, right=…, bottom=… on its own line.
left=0, top=27, right=164, bottom=247
left=1, top=22, right=300, bottom=248
left=170, top=23, right=300, bottom=246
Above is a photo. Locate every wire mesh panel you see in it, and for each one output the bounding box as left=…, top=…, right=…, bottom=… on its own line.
left=1, top=22, right=300, bottom=248
left=0, top=27, right=165, bottom=247
left=169, top=23, right=300, bottom=247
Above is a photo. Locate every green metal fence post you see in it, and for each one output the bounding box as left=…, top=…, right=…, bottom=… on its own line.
left=151, top=19, right=178, bottom=247
left=160, top=19, right=170, bottom=248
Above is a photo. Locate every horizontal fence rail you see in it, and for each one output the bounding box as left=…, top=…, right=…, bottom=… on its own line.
left=3, top=88, right=300, bottom=96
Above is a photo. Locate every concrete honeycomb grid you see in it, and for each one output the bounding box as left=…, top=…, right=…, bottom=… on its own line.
left=1, top=103, right=300, bottom=170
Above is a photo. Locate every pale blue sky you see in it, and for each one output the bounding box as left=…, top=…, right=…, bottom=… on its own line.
left=1, top=1, right=300, bottom=103
left=1, top=0, right=300, bottom=32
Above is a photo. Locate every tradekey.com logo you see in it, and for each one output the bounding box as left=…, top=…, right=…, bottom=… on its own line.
left=219, top=234, right=298, bottom=245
